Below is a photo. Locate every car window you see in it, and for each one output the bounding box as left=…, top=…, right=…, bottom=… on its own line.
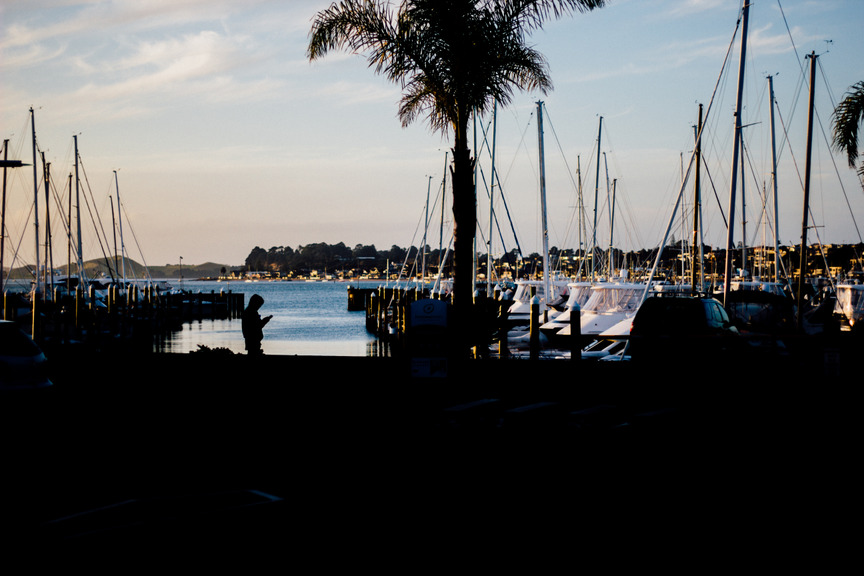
left=705, top=301, right=727, bottom=328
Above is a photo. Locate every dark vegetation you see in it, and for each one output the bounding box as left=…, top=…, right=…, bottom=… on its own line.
left=240, top=241, right=864, bottom=281
left=4, top=241, right=860, bottom=282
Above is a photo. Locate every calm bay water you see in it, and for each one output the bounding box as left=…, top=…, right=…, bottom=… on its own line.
left=154, top=280, right=384, bottom=356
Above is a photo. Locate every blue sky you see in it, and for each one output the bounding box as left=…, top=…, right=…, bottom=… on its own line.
left=2, top=0, right=862, bottom=268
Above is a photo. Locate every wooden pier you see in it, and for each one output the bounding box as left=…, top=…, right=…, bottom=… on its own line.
left=358, top=283, right=586, bottom=361
left=2, top=286, right=245, bottom=352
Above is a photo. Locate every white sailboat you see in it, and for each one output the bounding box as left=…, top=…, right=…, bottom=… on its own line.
left=834, top=282, right=864, bottom=331
left=500, top=101, right=578, bottom=332
left=555, top=281, right=645, bottom=338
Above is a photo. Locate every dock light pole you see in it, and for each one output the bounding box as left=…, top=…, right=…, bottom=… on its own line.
left=1, top=144, right=30, bottom=300
left=179, top=256, right=183, bottom=284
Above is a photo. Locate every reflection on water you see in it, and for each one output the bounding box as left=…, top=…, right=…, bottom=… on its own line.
left=154, top=280, right=385, bottom=357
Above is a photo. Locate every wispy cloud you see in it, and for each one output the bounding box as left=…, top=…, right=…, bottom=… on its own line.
left=667, top=0, right=729, bottom=18
left=0, top=1, right=299, bottom=122
left=1, top=0, right=276, bottom=47
left=748, top=23, right=809, bottom=56
left=316, top=80, right=401, bottom=107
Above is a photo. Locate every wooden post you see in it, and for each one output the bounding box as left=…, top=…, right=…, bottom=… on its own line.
left=498, top=294, right=509, bottom=359
left=75, top=287, right=83, bottom=328
left=377, top=286, right=385, bottom=335
left=530, top=294, right=540, bottom=360
left=569, top=303, right=581, bottom=361
left=367, top=290, right=376, bottom=333
left=31, top=292, right=39, bottom=341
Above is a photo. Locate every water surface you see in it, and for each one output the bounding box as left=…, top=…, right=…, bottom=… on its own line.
left=154, top=280, right=381, bottom=356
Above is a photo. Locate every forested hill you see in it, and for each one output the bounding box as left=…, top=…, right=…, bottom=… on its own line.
left=243, top=243, right=427, bottom=275
left=5, top=259, right=231, bottom=280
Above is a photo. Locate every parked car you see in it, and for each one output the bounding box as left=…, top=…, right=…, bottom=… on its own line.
left=628, top=294, right=743, bottom=364
left=0, top=321, right=52, bottom=390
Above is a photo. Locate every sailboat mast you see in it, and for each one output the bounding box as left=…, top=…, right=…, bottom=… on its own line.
left=74, top=135, right=84, bottom=281
left=66, top=172, right=72, bottom=291
left=439, top=151, right=447, bottom=276
left=423, top=175, right=431, bottom=286
left=111, top=196, right=118, bottom=277
left=114, top=170, right=127, bottom=286
left=1, top=140, right=8, bottom=297
left=603, top=152, right=610, bottom=275
left=537, top=101, right=550, bottom=302
left=592, top=116, right=602, bottom=282
left=610, top=177, right=617, bottom=277
left=722, top=0, right=749, bottom=306
left=488, top=101, right=497, bottom=296
left=692, top=103, right=703, bottom=292
left=576, top=155, right=584, bottom=279
left=740, top=133, right=747, bottom=277
left=31, top=108, right=40, bottom=294
left=472, top=110, right=478, bottom=296
left=767, top=74, right=781, bottom=284
left=797, top=51, right=818, bottom=329
left=42, top=152, right=53, bottom=295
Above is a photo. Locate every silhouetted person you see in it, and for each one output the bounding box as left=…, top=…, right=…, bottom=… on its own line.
left=242, top=294, right=272, bottom=356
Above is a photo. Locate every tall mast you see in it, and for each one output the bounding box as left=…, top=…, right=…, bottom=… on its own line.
left=537, top=101, right=550, bottom=302
left=603, top=152, right=610, bottom=275
left=74, top=135, right=83, bottom=281
left=797, top=51, right=817, bottom=329
left=422, top=174, right=431, bottom=285
left=691, top=103, right=703, bottom=292
left=31, top=108, right=40, bottom=294
left=767, top=74, right=781, bottom=284
left=592, top=116, right=602, bottom=282
left=722, top=0, right=749, bottom=306
left=740, top=132, right=747, bottom=277
left=114, top=170, right=127, bottom=286
left=111, top=196, right=118, bottom=277
left=439, top=151, right=447, bottom=275
left=472, top=109, right=478, bottom=296
left=66, top=172, right=72, bottom=291
left=42, top=152, right=53, bottom=295
left=488, top=101, right=497, bottom=296
left=1, top=140, right=8, bottom=297
left=576, top=155, right=584, bottom=279
left=609, top=177, right=617, bottom=277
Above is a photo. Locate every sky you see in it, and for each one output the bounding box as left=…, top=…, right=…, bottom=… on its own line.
left=2, top=0, right=863, bottom=269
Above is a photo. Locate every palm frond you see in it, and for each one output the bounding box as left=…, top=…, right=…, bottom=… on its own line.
left=306, top=0, right=599, bottom=138
left=832, top=81, right=864, bottom=169
left=506, top=0, right=608, bottom=31
left=307, top=1, right=400, bottom=75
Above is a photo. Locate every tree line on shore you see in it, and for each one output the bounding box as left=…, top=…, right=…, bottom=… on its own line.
left=241, top=241, right=864, bottom=281
left=4, top=240, right=861, bottom=284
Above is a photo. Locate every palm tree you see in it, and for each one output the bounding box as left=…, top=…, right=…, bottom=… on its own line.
left=307, top=0, right=606, bottom=352
left=832, top=80, right=864, bottom=185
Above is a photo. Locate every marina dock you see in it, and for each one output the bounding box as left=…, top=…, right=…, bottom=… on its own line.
left=2, top=287, right=245, bottom=353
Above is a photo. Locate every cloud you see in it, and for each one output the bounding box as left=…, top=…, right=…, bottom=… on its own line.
left=0, top=40, right=67, bottom=68
left=315, top=79, right=401, bottom=107
left=748, top=23, right=809, bottom=56
left=667, top=0, right=729, bottom=18
left=0, top=0, right=275, bottom=47
left=0, top=1, right=317, bottom=122
left=62, top=31, right=253, bottom=107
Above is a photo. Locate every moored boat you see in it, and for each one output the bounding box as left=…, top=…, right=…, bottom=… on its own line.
left=834, top=282, right=864, bottom=332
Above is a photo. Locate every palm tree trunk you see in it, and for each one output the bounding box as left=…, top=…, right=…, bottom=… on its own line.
left=450, top=113, right=476, bottom=351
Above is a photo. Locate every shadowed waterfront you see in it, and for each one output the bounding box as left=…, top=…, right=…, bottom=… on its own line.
left=2, top=332, right=856, bottom=554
